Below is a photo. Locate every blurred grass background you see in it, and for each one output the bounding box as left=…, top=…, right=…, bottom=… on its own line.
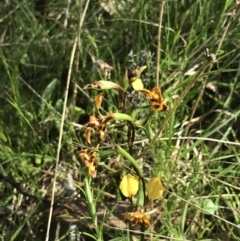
left=0, top=0, right=240, bottom=240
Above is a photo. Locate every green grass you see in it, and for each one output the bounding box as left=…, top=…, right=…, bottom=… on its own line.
left=0, top=0, right=240, bottom=240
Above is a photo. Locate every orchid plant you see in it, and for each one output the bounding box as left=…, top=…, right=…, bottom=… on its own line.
left=79, top=66, right=166, bottom=231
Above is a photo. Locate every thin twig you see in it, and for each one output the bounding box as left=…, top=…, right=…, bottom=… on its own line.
left=63, top=0, right=72, bottom=29
left=45, top=38, right=77, bottom=241
left=155, top=0, right=165, bottom=87
left=45, top=1, right=90, bottom=239
left=72, top=0, right=83, bottom=121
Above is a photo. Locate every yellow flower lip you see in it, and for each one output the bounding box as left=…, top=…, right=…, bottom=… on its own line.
left=119, top=174, right=139, bottom=198
left=146, top=177, right=164, bottom=201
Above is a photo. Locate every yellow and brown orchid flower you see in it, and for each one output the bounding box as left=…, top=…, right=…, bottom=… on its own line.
left=79, top=145, right=99, bottom=177
left=124, top=208, right=150, bottom=227
left=85, top=115, right=113, bottom=144
left=140, top=87, right=167, bottom=111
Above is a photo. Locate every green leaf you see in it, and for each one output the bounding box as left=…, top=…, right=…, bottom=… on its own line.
left=0, top=131, right=7, bottom=142
left=115, top=145, right=143, bottom=178
left=201, top=199, right=218, bottom=215
left=111, top=113, right=134, bottom=122
left=42, top=78, right=58, bottom=100
left=41, top=78, right=58, bottom=111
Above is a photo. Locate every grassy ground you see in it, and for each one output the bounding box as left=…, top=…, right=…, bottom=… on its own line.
left=0, top=0, right=240, bottom=240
